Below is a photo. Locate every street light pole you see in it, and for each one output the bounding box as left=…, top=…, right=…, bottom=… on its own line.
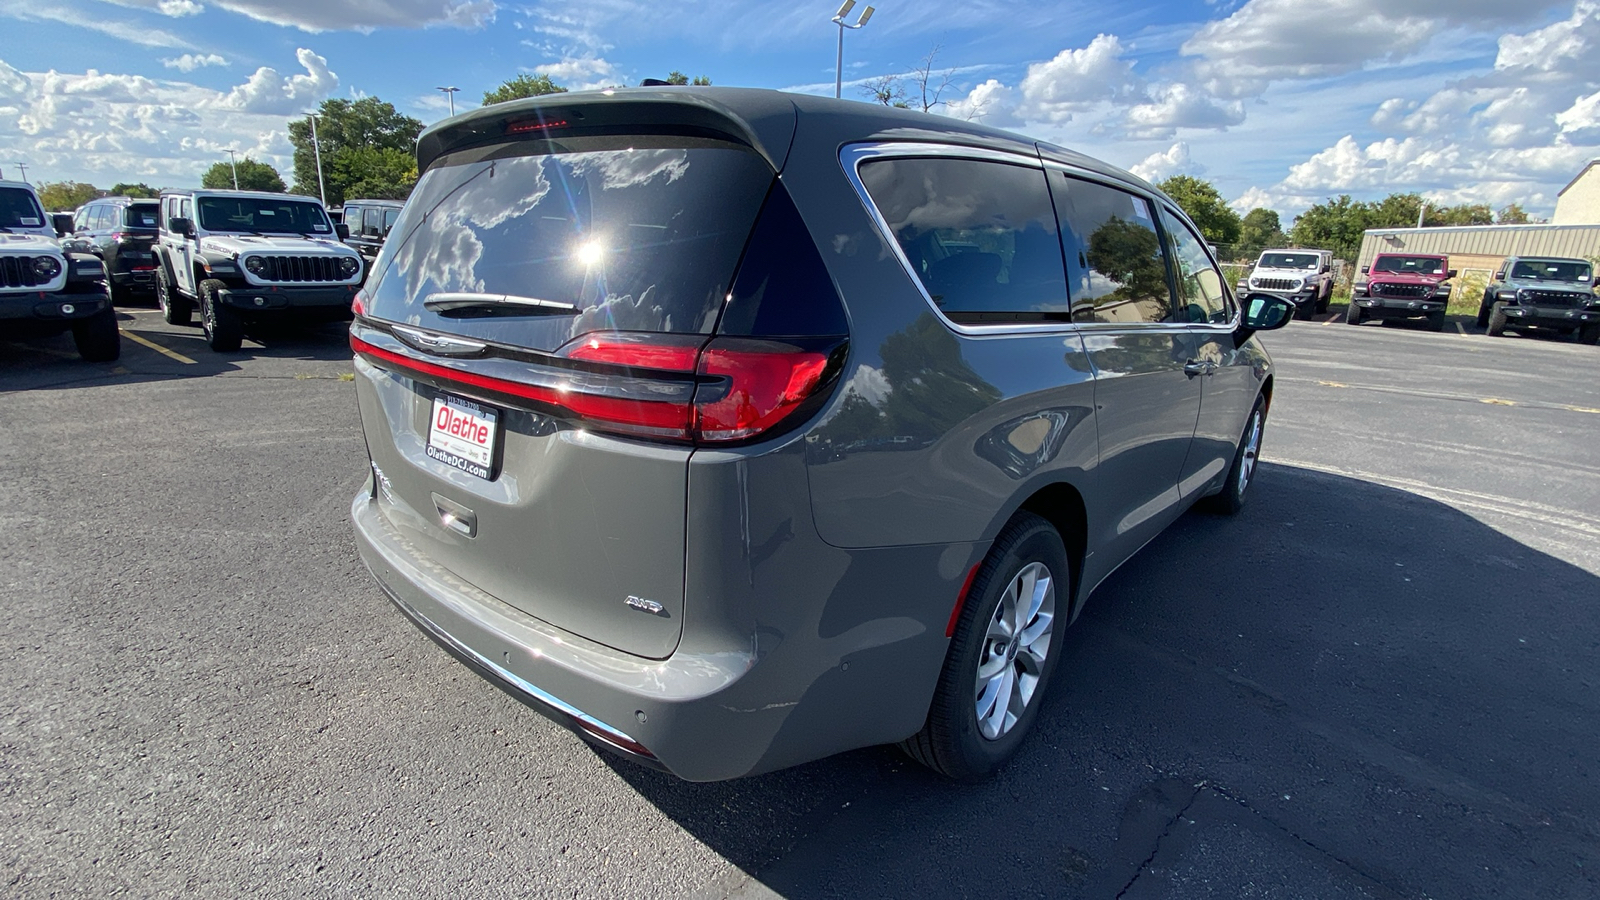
left=831, top=1, right=875, bottom=100
left=308, top=114, right=327, bottom=206
left=225, top=149, right=240, bottom=190
left=436, top=86, right=459, bottom=117
left=13, top=162, right=28, bottom=184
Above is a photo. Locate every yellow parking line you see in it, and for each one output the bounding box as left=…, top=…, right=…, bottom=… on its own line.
left=1455, top=322, right=1468, bottom=336
left=120, top=329, right=196, bottom=364
left=1481, top=398, right=1516, bottom=406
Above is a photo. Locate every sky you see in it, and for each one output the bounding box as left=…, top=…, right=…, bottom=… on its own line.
left=1, top=0, right=1597, bottom=222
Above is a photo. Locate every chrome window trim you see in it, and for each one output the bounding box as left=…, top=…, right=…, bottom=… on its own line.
left=839, top=141, right=1240, bottom=337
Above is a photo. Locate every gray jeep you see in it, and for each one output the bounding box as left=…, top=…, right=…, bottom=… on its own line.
left=154, top=189, right=364, bottom=352
left=1478, top=256, right=1600, bottom=343
left=0, top=179, right=118, bottom=362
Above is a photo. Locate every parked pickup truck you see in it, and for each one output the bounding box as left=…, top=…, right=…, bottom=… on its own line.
left=1348, top=253, right=1454, bottom=331
left=1478, top=256, right=1600, bottom=344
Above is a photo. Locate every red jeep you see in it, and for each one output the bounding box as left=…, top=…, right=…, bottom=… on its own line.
left=1347, top=253, right=1455, bottom=331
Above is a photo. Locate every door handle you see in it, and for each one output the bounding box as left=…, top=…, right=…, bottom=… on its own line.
left=1183, top=360, right=1217, bottom=377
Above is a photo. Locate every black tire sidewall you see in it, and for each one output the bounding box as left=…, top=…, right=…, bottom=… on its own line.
left=937, top=516, right=1071, bottom=780
left=71, top=309, right=120, bottom=362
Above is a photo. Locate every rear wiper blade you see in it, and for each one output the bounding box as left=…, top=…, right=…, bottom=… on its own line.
left=423, top=292, right=579, bottom=317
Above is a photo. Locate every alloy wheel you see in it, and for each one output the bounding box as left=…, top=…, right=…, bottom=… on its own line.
left=1238, top=410, right=1262, bottom=499
left=974, top=561, right=1056, bottom=741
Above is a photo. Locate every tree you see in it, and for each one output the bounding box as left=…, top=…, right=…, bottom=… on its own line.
left=201, top=158, right=285, bottom=192
left=331, top=146, right=417, bottom=201
left=482, top=74, right=567, bottom=105
left=665, top=71, right=712, bottom=86
left=1289, top=195, right=1370, bottom=260
left=288, top=97, right=423, bottom=208
left=861, top=73, right=909, bottom=108
left=1497, top=203, right=1531, bottom=224
left=1236, top=208, right=1285, bottom=262
left=858, top=44, right=954, bottom=113
left=1157, top=175, right=1242, bottom=245
left=36, top=181, right=101, bottom=210
left=109, top=182, right=159, bottom=198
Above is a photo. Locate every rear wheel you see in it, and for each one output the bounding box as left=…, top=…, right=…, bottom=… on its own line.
left=1486, top=302, right=1508, bottom=337
left=1204, top=396, right=1265, bottom=516
left=71, top=308, right=121, bottom=362
left=108, top=279, right=132, bottom=307
left=902, top=511, right=1069, bottom=781
left=200, top=278, right=243, bottom=352
left=157, top=269, right=191, bottom=326
left=1579, top=324, right=1599, bottom=345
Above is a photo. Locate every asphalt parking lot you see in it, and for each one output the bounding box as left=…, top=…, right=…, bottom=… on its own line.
left=4, top=308, right=1598, bottom=899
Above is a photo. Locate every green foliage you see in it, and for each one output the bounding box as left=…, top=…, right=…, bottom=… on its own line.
left=201, top=158, right=285, bottom=192
left=288, top=97, right=423, bottom=207
left=332, top=146, right=417, bottom=201
left=1236, top=208, right=1285, bottom=262
left=109, top=182, right=159, bottom=198
left=1288, top=194, right=1370, bottom=261
left=1497, top=203, right=1531, bottom=224
left=664, top=72, right=712, bottom=86
left=36, top=181, right=100, bottom=210
left=1087, top=216, right=1169, bottom=309
left=482, top=74, right=568, bottom=105
left=1156, top=175, right=1241, bottom=245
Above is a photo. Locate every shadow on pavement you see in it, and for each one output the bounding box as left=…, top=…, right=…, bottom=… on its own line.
left=609, top=463, right=1600, bottom=899
left=0, top=310, right=353, bottom=392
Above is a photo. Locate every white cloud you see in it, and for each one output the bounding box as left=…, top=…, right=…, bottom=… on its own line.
left=1130, top=142, right=1203, bottom=182
left=527, top=56, right=620, bottom=91
left=209, top=0, right=495, bottom=32
left=162, top=53, right=228, bottom=72
left=0, top=0, right=196, bottom=48
left=215, top=48, right=337, bottom=115
left=1125, top=83, right=1245, bottom=139
left=945, top=79, right=1018, bottom=126
left=1183, top=0, right=1571, bottom=97
left=1014, top=35, right=1139, bottom=123
left=91, top=0, right=204, bottom=16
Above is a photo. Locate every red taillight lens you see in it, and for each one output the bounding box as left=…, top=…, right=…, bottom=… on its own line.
left=563, top=332, right=703, bottom=371
left=351, top=290, right=367, bottom=316
left=693, top=340, right=831, bottom=442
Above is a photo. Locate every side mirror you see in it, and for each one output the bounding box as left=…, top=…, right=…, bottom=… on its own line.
left=1493, top=270, right=1505, bottom=280
left=335, top=222, right=350, bottom=240
left=54, top=224, right=70, bottom=238
left=168, top=216, right=193, bottom=237
left=1360, top=265, right=1370, bottom=275
left=1447, top=269, right=1458, bottom=279
left=1239, top=295, right=1295, bottom=338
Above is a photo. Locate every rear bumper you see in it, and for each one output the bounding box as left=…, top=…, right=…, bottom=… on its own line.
left=351, top=476, right=966, bottom=781
left=1354, top=296, right=1446, bottom=318
left=110, top=268, right=157, bottom=291
left=1500, top=305, right=1600, bottom=327
left=219, top=283, right=357, bottom=314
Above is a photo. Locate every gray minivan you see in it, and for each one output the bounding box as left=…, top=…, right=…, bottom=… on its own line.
left=348, top=88, right=1293, bottom=781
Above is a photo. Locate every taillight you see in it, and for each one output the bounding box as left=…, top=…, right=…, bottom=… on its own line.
left=694, top=339, right=830, bottom=441
left=352, top=290, right=367, bottom=316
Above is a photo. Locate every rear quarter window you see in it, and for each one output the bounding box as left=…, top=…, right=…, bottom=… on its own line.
left=859, top=156, right=1069, bottom=325
left=364, top=135, right=775, bottom=352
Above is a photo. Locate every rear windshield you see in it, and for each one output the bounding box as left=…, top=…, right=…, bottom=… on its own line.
left=123, top=203, right=159, bottom=230
left=197, top=196, right=333, bottom=235
left=1372, top=256, right=1445, bottom=275
left=0, top=187, right=45, bottom=229
left=1510, top=260, right=1591, bottom=283
left=1259, top=252, right=1318, bottom=270
left=364, top=135, right=775, bottom=352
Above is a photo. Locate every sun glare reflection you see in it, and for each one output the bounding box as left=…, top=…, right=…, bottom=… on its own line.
left=576, top=239, right=605, bottom=267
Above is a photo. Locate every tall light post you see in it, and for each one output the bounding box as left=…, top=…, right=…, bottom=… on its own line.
left=436, top=86, right=459, bottom=117
left=224, top=148, right=240, bottom=189
left=831, top=0, right=875, bottom=100
left=12, top=162, right=28, bottom=183
left=307, top=113, right=327, bottom=206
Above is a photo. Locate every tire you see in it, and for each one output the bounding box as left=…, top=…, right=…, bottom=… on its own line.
left=1345, top=299, right=1365, bottom=325
left=1578, top=324, right=1599, bottom=345
left=157, top=269, right=192, bottom=326
left=1476, top=292, right=1493, bottom=329
left=1296, top=300, right=1318, bottom=321
left=1486, top=302, right=1508, bottom=337
left=199, top=278, right=243, bottom=352
left=901, top=511, right=1070, bottom=781
left=1203, top=396, right=1265, bottom=516
left=71, top=308, right=121, bottom=362
left=1426, top=311, right=1446, bottom=332
left=108, top=279, right=132, bottom=307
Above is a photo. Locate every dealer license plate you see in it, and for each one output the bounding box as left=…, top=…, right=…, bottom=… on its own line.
left=426, top=394, right=499, bottom=480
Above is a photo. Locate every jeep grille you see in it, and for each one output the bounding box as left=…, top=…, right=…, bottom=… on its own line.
left=1371, top=282, right=1430, bottom=299
left=254, top=255, right=345, bottom=283
left=1521, top=289, right=1587, bottom=308
left=0, top=255, right=45, bottom=289
left=1252, top=277, right=1298, bottom=291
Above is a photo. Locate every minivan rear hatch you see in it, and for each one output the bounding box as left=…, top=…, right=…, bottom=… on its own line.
left=352, top=127, right=777, bottom=659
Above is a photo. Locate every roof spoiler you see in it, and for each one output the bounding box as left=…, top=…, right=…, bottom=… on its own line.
left=415, top=89, right=799, bottom=175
